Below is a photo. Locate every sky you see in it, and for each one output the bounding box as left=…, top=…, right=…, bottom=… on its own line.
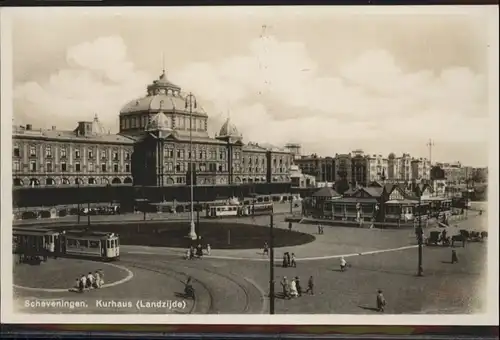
left=7, top=6, right=498, bottom=167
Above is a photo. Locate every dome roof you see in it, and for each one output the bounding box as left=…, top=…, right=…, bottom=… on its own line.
left=91, top=114, right=107, bottom=135
left=146, top=111, right=171, bottom=132
left=120, top=70, right=207, bottom=117
left=219, top=118, right=241, bottom=138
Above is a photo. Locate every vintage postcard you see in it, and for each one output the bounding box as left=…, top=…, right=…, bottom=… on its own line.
left=1, top=6, right=498, bottom=325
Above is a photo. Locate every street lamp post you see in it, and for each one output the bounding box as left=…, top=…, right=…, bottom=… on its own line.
left=416, top=186, right=424, bottom=277
left=269, top=206, right=275, bottom=314
left=77, top=180, right=81, bottom=224
left=185, top=92, right=197, bottom=241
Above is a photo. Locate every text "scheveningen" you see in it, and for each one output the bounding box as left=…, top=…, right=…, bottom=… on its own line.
left=25, top=299, right=88, bottom=309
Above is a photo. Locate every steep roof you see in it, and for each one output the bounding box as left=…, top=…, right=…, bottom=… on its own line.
left=312, top=187, right=341, bottom=198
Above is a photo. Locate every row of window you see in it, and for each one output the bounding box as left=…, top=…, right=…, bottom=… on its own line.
left=121, top=115, right=207, bottom=131
left=13, top=161, right=131, bottom=173
left=13, top=145, right=131, bottom=161
left=164, top=149, right=230, bottom=161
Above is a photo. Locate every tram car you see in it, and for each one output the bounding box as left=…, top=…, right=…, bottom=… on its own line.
left=206, top=205, right=240, bottom=218
left=13, top=227, right=60, bottom=261
left=12, top=226, right=120, bottom=262
left=61, top=229, right=120, bottom=261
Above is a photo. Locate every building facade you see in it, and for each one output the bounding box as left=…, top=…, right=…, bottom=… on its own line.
left=334, top=153, right=352, bottom=185
left=294, top=154, right=335, bottom=183
left=366, top=153, right=389, bottom=183
left=12, top=117, right=135, bottom=188
left=410, top=157, right=431, bottom=181
left=12, top=70, right=293, bottom=188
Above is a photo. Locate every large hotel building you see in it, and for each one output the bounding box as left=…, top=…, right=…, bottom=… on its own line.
left=12, top=70, right=293, bottom=188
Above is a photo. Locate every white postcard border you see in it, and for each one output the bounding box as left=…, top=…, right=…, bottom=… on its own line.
left=1, top=6, right=498, bottom=325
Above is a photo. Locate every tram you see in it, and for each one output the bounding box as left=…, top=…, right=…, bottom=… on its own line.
left=205, top=201, right=274, bottom=218
left=12, top=226, right=120, bottom=262
left=13, top=227, right=60, bottom=261
left=205, top=205, right=240, bottom=218
left=62, top=229, right=120, bottom=261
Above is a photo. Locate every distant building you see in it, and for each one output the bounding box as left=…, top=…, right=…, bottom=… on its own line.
left=410, top=157, right=431, bottom=181
left=294, top=154, right=335, bottom=183
left=289, top=165, right=316, bottom=188
left=366, top=153, right=388, bottom=183
left=334, top=153, right=353, bottom=185
left=285, top=143, right=302, bottom=160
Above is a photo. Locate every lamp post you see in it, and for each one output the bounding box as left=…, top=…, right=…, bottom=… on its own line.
left=185, top=92, right=197, bottom=241
left=77, top=180, right=81, bottom=224
left=269, top=206, right=275, bottom=314
left=416, top=185, right=424, bottom=277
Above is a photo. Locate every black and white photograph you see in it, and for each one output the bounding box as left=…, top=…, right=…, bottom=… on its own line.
left=1, top=6, right=498, bottom=323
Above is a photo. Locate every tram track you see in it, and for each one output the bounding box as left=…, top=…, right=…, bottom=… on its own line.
left=121, top=256, right=266, bottom=314
left=120, top=258, right=214, bottom=314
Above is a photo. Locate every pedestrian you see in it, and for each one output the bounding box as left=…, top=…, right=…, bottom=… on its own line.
left=74, top=278, right=81, bottom=293
left=87, top=272, right=94, bottom=289
left=340, top=256, right=347, bottom=272
left=288, top=221, right=293, bottom=232
left=451, top=249, right=459, bottom=264
left=185, top=248, right=191, bottom=260
left=320, top=225, right=324, bottom=234
left=291, top=253, right=297, bottom=268
left=196, top=244, right=203, bottom=258
left=286, top=252, right=291, bottom=267
left=376, top=289, right=387, bottom=312
left=281, top=276, right=290, bottom=299
left=79, top=274, right=86, bottom=292
left=206, top=244, right=211, bottom=256
left=189, top=246, right=195, bottom=260
left=263, top=242, right=269, bottom=256
left=317, top=224, right=321, bottom=235
left=295, top=276, right=302, bottom=296
left=290, top=279, right=298, bottom=298
left=94, top=270, right=101, bottom=289
left=282, top=253, right=288, bottom=268
left=305, top=276, right=314, bottom=295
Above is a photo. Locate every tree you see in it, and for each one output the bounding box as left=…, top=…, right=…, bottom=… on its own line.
left=335, top=178, right=350, bottom=195
left=430, top=166, right=445, bottom=180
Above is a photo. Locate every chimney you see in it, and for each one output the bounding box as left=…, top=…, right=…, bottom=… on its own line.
left=26, top=124, right=32, bottom=131
left=51, top=126, right=56, bottom=131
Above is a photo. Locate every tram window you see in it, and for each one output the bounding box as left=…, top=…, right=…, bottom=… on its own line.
left=67, top=239, right=77, bottom=247
left=107, top=240, right=111, bottom=248
left=80, top=240, right=89, bottom=248
left=116, top=238, right=120, bottom=246
left=89, top=240, right=99, bottom=248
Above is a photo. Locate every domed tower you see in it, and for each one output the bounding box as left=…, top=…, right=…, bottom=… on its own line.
left=217, top=117, right=242, bottom=143
left=119, top=69, right=209, bottom=138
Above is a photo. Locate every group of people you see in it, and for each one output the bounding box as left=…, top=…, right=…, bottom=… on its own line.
left=317, top=224, right=325, bottom=234
left=282, top=252, right=296, bottom=268
left=280, top=276, right=314, bottom=299
left=185, top=243, right=211, bottom=260
left=74, top=270, right=104, bottom=293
